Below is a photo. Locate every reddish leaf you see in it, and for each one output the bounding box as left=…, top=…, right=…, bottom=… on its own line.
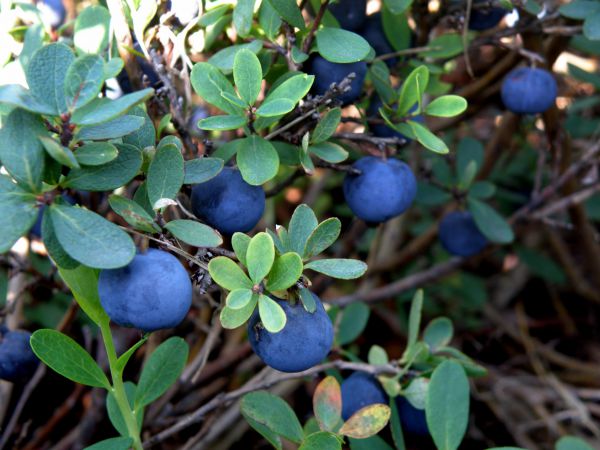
left=313, top=376, right=342, bottom=432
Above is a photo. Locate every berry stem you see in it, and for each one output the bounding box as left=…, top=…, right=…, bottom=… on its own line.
left=100, top=321, right=143, bottom=450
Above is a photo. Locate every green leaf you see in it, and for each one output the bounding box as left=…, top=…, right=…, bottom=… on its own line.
left=406, top=289, right=423, bottom=352
left=311, top=108, right=342, bottom=144
left=135, top=337, right=189, bottom=408
left=147, top=144, right=184, bottom=209
left=258, top=294, right=287, bottom=332
left=106, top=381, right=141, bottom=436
left=30, top=329, right=111, bottom=389
left=559, top=0, right=600, bottom=19
left=71, top=89, right=154, bottom=126
left=305, top=259, right=367, bottom=279
left=75, top=142, right=119, bottom=166
left=337, top=303, right=370, bottom=346
left=236, top=135, right=280, bottom=185
left=555, top=436, right=595, bottom=450
left=184, top=158, right=223, bottom=184
left=232, top=232, right=251, bottom=267
left=303, top=217, right=341, bottom=259
left=234, top=49, right=262, bottom=105
left=222, top=91, right=251, bottom=109
left=64, top=144, right=142, bottom=191
left=256, top=98, right=296, bottom=117
left=349, top=436, right=394, bottom=450
left=39, top=136, right=80, bottom=169
left=425, top=95, right=468, bottom=117
left=26, top=43, right=75, bottom=115
left=122, top=106, right=155, bottom=150
left=115, top=336, right=148, bottom=375
left=368, top=345, right=389, bottom=365
left=233, top=0, right=255, bottom=37
left=104, top=58, right=124, bottom=79
left=403, top=378, right=428, bottom=410
left=50, top=204, right=135, bottom=269
left=0, top=108, right=47, bottom=192
left=384, top=0, right=414, bottom=15
left=76, top=115, right=145, bottom=140
left=339, top=404, right=391, bottom=438
left=198, top=115, right=247, bottom=131
left=469, top=181, right=495, bottom=200
left=299, top=287, right=317, bottom=313
left=57, top=265, right=108, bottom=325
left=467, top=197, right=514, bottom=244
left=287, top=204, right=318, bottom=255
left=300, top=432, right=341, bottom=450
left=370, top=61, right=396, bottom=105
left=259, top=0, right=282, bottom=40
left=208, top=41, right=263, bottom=74
left=220, top=295, right=258, bottom=328
left=240, top=391, right=304, bottom=443
left=409, top=121, right=449, bottom=154
left=316, top=27, right=371, bottom=63
left=266, top=252, right=303, bottom=291
left=84, top=437, right=133, bottom=450
left=256, top=74, right=314, bottom=127
left=42, top=209, right=80, bottom=269
left=191, top=62, right=245, bottom=115
left=266, top=0, right=306, bottom=30
left=423, top=317, right=453, bottom=352
left=389, top=396, right=406, bottom=450
left=583, top=12, right=600, bottom=40
left=89, top=187, right=144, bottom=232
left=208, top=256, right=253, bottom=291
left=74, top=5, right=111, bottom=55
left=64, top=54, right=105, bottom=111
left=397, top=65, right=429, bottom=116
left=457, top=137, right=484, bottom=176
left=426, top=360, right=470, bottom=450
left=421, top=34, right=464, bottom=59
left=0, top=84, right=56, bottom=115
left=247, top=232, right=275, bottom=283
left=164, top=219, right=223, bottom=247
left=226, top=289, right=255, bottom=309
left=314, top=376, right=343, bottom=432
left=246, top=416, right=283, bottom=449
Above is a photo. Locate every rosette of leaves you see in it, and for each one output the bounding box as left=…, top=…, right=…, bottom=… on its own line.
left=370, top=64, right=469, bottom=154
left=240, top=376, right=391, bottom=450
left=208, top=204, right=367, bottom=333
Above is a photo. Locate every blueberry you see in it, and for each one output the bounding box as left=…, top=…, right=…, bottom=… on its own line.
left=359, top=13, right=396, bottom=66
left=343, top=156, right=417, bottom=224
left=468, top=4, right=506, bottom=31
left=191, top=167, right=265, bottom=235
left=397, top=397, right=429, bottom=436
left=247, top=293, right=334, bottom=373
left=167, top=0, right=199, bottom=25
left=0, top=329, right=38, bottom=383
left=38, top=0, right=66, bottom=29
left=187, top=106, right=210, bottom=138
left=328, top=0, right=367, bottom=31
left=438, top=211, right=487, bottom=257
left=305, top=55, right=367, bottom=105
left=341, top=372, right=388, bottom=420
left=367, top=96, right=423, bottom=141
left=501, top=67, right=557, bottom=115
left=98, top=248, right=192, bottom=332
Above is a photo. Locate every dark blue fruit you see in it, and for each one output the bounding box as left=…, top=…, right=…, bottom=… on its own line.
left=438, top=211, right=487, bottom=257
left=98, top=248, right=192, bottom=332
left=397, top=397, right=429, bottom=436
left=187, top=106, right=209, bottom=138
left=191, top=167, right=265, bottom=235
left=343, top=156, right=417, bottom=224
left=501, top=67, right=557, bottom=115
left=359, top=14, right=396, bottom=66
left=468, top=5, right=506, bottom=31
left=38, top=0, right=66, bottom=29
left=168, top=0, right=199, bottom=25
left=341, top=372, right=388, bottom=420
left=328, top=0, right=367, bottom=31
left=0, top=329, right=38, bottom=382
left=248, top=293, right=334, bottom=373
left=305, top=55, right=367, bottom=105
left=367, top=96, right=423, bottom=140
